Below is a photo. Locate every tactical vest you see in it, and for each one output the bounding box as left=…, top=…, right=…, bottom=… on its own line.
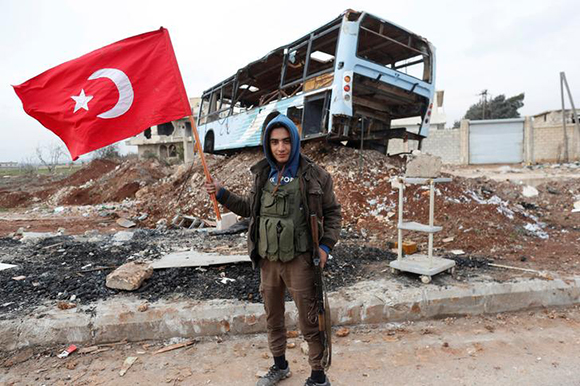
left=257, top=178, right=312, bottom=262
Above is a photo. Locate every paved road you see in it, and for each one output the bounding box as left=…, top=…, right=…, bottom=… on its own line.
left=2, top=306, right=580, bottom=385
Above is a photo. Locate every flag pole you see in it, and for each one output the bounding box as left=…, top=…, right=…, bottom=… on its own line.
left=187, top=114, right=221, bottom=221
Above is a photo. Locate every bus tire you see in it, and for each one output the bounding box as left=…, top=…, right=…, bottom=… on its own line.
left=204, top=131, right=215, bottom=153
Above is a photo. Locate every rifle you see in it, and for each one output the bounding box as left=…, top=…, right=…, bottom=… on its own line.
left=310, top=213, right=332, bottom=371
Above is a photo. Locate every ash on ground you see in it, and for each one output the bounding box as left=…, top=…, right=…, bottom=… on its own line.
left=0, top=228, right=490, bottom=319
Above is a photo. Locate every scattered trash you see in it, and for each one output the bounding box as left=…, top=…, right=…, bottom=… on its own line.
left=287, top=342, right=296, bottom=349
left=119, top=356, right=138, bottom=376
left=0, top=263, right=18, bottom=271
left=154, top=339, right=196, bottom=355
left=450, top=250, right=465, bottom=255
left=78, top=346, right=99, bottom=354
left=442, top=237, right=454, bottom=243
left=300, top=342, right=309, bottom=355
left=57, top=344, right=78, bottom=359
left=137, top=303, right=149, bottom=312
left=57, top=301, right=77, bottom=310
left=336, top=327, right=350, bottom=337
left=522, top=185, right=539, bottom=198
left=11, top=275, right=26, bottom=281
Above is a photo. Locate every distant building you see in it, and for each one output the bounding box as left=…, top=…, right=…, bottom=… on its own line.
left=0, top=161, right=19, bottom=168
left=532, top=108, right=580, bottom=128
left=390, top=90, right=447, bottom=132
left=126, top=97, right=203, bottom=163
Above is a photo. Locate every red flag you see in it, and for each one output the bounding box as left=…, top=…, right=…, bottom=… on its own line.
left=13, top=28, right=191, bottom=160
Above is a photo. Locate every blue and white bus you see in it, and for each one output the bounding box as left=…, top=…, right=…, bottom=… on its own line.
left=197, top=9, right=436, bottom=154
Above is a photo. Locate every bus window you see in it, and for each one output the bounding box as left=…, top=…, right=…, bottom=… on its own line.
left=287, top=106, right=304, bottom=137
left=303, top=92, right=329, bottom=137
left=306, top=27, right=339, bottom=78
left=357, top=14, right=432, bottom=83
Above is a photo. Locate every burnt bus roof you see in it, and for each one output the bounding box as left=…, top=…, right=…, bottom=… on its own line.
left=200, top=10, right=432, bottom=107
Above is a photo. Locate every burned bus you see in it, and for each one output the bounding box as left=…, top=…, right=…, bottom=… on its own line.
left=196, top=9, right=436, bottom=154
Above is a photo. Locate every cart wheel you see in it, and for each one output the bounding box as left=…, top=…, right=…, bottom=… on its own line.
left=420, top=275, right=431, bottom=284
left=391, top=268, right=399, bottom=275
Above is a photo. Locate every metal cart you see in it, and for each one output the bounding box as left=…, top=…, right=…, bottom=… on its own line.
left=390, top=177, right=455, bottom=283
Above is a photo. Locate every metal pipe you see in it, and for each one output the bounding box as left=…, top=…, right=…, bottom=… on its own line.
left=428, top=179, right=435, bottom=268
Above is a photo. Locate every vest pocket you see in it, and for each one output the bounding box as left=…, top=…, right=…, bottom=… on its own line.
left=258, top=217, right=269, bottom=257
left=277, top=218, right=295, bottom=261
left=296, top=228, right=311, bottom=253
left=261, top=190, right=290, bottom=217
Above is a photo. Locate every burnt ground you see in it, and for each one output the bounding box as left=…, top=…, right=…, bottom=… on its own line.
left=0, top=229, right=492, bottom=320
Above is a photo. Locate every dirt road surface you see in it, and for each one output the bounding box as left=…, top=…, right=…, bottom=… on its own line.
left=2, top=306, right=579, bottom=386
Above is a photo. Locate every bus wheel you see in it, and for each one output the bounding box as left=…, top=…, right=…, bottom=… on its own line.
left=204, top=131, right=214, bottom=153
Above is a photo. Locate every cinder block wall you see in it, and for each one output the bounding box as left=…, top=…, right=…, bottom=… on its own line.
left=388, top=129, right=462, bottom=164
left=532, top=125, right=579, bottom=163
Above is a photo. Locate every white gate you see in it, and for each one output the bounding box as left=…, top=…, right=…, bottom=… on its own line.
left=469, top=118, right=524, bottom=164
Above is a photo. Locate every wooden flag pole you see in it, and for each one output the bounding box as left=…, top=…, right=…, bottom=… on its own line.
left=187, top=115, right=221, bottom=221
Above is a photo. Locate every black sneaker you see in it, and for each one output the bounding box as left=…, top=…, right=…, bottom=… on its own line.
left=256, top=364, right=291, bottom=386
left=304, top=377, right=331, bottom=386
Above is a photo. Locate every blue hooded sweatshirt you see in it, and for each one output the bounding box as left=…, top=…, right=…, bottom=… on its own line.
left=262, top=114, right=301, bottom=185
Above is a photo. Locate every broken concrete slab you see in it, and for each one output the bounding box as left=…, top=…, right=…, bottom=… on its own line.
left=20, top=232, right=57, bottom=243
left=149, top=251, right=250, bottom=269
left=112, top=231, right=134, bottom=243
left=217, top=212, right=238, bottom=231
left=405, top=153, right=442, bottom=178
left=116, top=218, right=136, bottom=228
left=0, top=263, right=17, bottom=271
left=105, top=262, right=153, bottom=291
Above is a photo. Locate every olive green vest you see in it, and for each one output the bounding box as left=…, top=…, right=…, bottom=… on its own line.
left=257, top=178, right=312, bottom=262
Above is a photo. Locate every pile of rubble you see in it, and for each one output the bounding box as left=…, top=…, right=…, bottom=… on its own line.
left=1, top=143, right=579, bottom=270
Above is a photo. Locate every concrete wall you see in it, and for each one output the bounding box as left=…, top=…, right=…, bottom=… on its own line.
left=388, top=117, right=580, bottom=165
left=532, top=124, right=580, bottom=163
left=388, top=128, right=462, bottom=165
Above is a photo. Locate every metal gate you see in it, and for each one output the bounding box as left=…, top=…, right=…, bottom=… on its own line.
left=469, top=118, right=524, bottom=164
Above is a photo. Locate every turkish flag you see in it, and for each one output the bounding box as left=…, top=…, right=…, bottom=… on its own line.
left=13, top=28, right=191, bottom=160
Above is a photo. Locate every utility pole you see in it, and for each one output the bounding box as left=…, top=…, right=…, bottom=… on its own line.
left=560, top=72, right=580, bottom=161
left=478, top=90, right=488, bottom=119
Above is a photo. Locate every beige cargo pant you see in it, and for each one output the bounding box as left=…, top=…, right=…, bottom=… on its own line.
left=260, top=253, right=323, bottom=370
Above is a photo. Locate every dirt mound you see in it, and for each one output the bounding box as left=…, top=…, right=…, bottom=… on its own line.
left=63, top=159, right=119, bottom=186
left=53, top=159, right=171, bottom=205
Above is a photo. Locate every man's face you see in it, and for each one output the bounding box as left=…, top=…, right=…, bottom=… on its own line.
left=269, top=127, right=292, bottom=164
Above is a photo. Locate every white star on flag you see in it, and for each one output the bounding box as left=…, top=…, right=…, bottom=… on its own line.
left=71, top=89, right=93, bottom=113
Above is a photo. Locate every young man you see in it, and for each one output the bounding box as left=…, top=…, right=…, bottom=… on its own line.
left=205, top=113, right=341, bottom=386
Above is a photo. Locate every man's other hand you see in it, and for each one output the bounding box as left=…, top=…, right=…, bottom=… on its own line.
left=319, top=247, right=328, bottom=268
left=205, top=180, right=223, bottom=196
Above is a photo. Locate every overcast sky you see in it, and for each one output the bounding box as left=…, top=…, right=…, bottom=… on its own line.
left=1, top=0, right=579, bottom=162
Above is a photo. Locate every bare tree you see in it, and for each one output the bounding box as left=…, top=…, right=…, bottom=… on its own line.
left=93, top=143, right=121, bottom=160
left=36, top=142, right=65, bottom=173
left=19, top=156, right=37, bottom=176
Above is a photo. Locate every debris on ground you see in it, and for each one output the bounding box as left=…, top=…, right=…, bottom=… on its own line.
left=105, top=261, right=153, bottom=291
left=57, top=344, right=77, bottom=359
left=0, top=144, right=579, bottom=318
left=119, top=356, right=138, bottom=376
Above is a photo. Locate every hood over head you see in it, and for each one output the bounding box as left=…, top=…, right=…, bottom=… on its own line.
left=262, top=113, right=301, bottom=185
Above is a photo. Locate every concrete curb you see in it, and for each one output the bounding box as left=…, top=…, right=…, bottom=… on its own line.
left=2, top=277, right=579, bottom=351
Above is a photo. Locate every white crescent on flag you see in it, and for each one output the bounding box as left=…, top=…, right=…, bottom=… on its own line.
left=88, top=68, right=134, bottom=119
